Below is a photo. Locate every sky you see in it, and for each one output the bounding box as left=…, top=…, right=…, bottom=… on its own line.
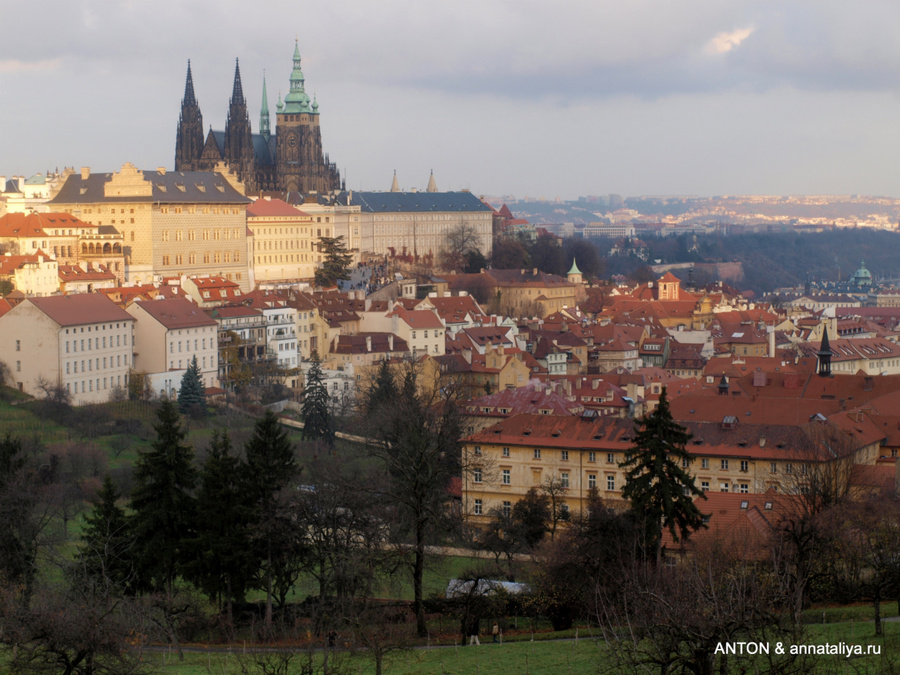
left=3, top=0, right=900, bottom=201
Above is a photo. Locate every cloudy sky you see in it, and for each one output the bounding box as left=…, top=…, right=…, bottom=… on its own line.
left=3, top=0, right=900, bottom=200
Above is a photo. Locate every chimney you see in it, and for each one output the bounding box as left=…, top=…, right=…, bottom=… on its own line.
left=387, top=334, right=394, bottom=351
left=532, top=268, right=538, bottom=276
left=366, top=335, right=372, bottom=352
left=80, top=167, right=90, bottom=180
left=768, top=327, right=776, bottom=358
left=462, top=347, right=473, bottom=364
left=157, top=167, right=166, bottom=175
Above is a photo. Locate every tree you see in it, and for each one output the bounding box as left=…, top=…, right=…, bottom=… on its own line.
left=0, top=279, right=13, bottom=297
left=528, top=234, right=565, bottom=276
left=243, top=410, right=301, bottom=629
left=129, top=399, right=198, bottom=594
left=510, top=487, right=551, bottom=549
left=620, top=387, right=706, bottom=561
left=314, top=235, right=354, bottom=288
left=178, top=355, right=206, bottom=417
left=362, top=365, right=465, bottom=636
left=188, top=430, right=255, bottom=628
left=491, top=236, right=529, bottom=269
left=439, top=224, right=482, bottom=272
left=78, top=475, right=135, bottom=593
left=301, top=352, right=335, bottom=446
left=540, top=474, right=570, bottom=539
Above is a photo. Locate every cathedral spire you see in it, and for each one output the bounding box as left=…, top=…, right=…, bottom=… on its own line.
left=283, top=40, right=310, bottom=113
left=391, top=170, right=400, bottom=192
left=183, top=59, right=198, bottom=107
left=230, top=58, right=245, bottom=106
left=260, top=72, right=271, bottom=141
left=426, top=170, right=437, bottom=192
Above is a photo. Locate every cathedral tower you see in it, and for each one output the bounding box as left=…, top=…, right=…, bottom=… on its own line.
left=175, top=61, right=205, bottom=171
left=275, top=42, right=341, bottom=194
left=223, top=59, right=257, bottom=191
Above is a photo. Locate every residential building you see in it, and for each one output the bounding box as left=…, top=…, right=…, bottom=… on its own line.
left=0, top=294, right=134, bottom=404
left=0, top=253, right=58, bottom=296
left=126, top=297, right=219, bottom=396
left=247, top=198, right=319, bottom=283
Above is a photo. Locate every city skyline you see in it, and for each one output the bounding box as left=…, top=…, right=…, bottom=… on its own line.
left=4, top=1, right=900, bottom=200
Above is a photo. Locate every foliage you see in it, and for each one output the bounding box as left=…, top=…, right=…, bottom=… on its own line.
left=78, top=474, right=135, bottom=593
left=491, top=235, right=530, bottom=269
left=362, top=364, right=465, bottom=636
left=300, top=352, right=334, bottom=446
left=243, top=410, right=301, bottom=628
left=510, top=487, right=551, bottom=550
left=620, top=387, right=706, bottom=560
left=314, top=235, right=354, bottom=288
left=129, top=399, right=198, bottom=593
left=528, top=234, right=566, bottom=276
left=187, top=430, right=255, bottom=625
left=439, top=224, right=482, bottom=272
left=178, top=355, right=207, bottom=418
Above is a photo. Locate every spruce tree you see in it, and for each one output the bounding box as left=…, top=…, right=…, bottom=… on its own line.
left=178, top=355, right=206, bottom=417
left=313, top=235, right=353, bottom=287
left=243, top=411, right=300, bottom=627
left=301, top=351, right=335, bottom=446
left=78, top=475, right=134, bottom=591
left=620, top=387, right=706, bottom=561
left=188, top=430, right=254, bottom=623
left=130, top=399, right=198, bottom=592
left=365, top=358, right=398, bottom=419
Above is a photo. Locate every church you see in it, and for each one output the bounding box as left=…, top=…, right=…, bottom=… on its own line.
left=175, top=43, right=343, bottom=195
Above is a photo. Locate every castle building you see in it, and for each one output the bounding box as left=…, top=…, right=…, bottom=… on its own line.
left=175, top=43, right=342, bottom=195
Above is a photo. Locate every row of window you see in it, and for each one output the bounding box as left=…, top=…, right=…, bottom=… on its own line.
left=700, top=481, right=750, bottom=493
left=170, top=338, right=211, bottom=353
left=161, top=228, right=243, bottom=241
left=65, top=355, right=129, bottom=374
left=66, top=374, right=126, bottom=395
left=474, top=467, right=618, bottom=492
left=65, top=333, right=128, bottom=353
left=161, top=251, right=242, bottom=265
left=472, top=499, right=567, bottom=518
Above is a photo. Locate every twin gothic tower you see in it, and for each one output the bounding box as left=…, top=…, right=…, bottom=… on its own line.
left=175, top=43, right=343, bottom=195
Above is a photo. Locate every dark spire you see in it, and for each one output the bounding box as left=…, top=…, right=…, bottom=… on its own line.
left=183, top=59, right=198, bottom=107
left=816, top=325, right=833, bottom=378
left=717, top=374, right=729, bottom=395
left=230, top=58, right=245, bottom=106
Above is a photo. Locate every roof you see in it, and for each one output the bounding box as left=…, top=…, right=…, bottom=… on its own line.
left=247, top=198, right=310, bottom=218
left=49, top=168, right=251, bottom=205
left=336, top=190, right=492, bottom=213
left=467, top=413, right=636, bottom=450
left=27, top=294, right=134, bottom=327
left=390, top=308, right=444, bottom=329
left=133, top=297, right=217, bottom=329
left=465, top=384, right=583, bottom=418
left=0, top=212, right=94, bottom=237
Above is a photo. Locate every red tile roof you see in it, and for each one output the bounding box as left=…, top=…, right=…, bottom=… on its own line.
left=28, top=294, right=134, bottom=327
left=134, top=297, right=217, bottom=329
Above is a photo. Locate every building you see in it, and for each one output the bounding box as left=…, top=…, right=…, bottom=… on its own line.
left=0, top=294, right=134, bottom=404
left=334, top=188, right=493, bottom=260
left=47, top=163, right=252, bottom=290
left=0, top=253, right=58, bottom=296
left=246, top=198, right=318, bottom=283
left=126, top=297, right=219, bottom=396
left=174, top=45, right=342, bottom=194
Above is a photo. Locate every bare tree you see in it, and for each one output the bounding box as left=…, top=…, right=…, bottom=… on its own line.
left=439, top=224, right=482, bottom=272
left=540, top=474, right=570, bottom=540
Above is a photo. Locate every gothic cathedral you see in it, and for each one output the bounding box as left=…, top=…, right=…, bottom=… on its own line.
left=175, top=43, right=343, bottom=195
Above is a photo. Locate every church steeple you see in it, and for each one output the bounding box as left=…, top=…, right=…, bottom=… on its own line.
left=230, top=58, right=245, bottom=106
left=391, top=171, right=400, bottom=192
left=817, top=325, right=833, bottom=377
left=175, top=60, right=204, bottom=171
left=282, top=40, right=311, bottom=113
left=260, top=73, right=271, bottom=142
left=426, top=170, right=437, bottom=192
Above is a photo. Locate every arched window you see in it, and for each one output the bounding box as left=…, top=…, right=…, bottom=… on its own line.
left=103, top=243, right=111, bottom=254
left=113, top=243, right=121, bottom=253
left=81, top=243, right=88, bottom=254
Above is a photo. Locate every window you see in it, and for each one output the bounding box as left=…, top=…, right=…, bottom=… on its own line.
left=473, top=446, right=482, bottom=456
left=502, top=501, right=511, bottom=517
left=560, top=472, right=569, bottom=489
left=770, top=462, right=777, bottom=473
left=502, top=469, right=510, bottom=485
left=473, top=468, right=482, bottom=484
left=474, top=499, right=483, bottom=515
left=682, top=457, right=690, bottom=469
left=502, top=447, right=510, bottom=458
left=606, top=452, right=614, bottom=464
left=533, top=448, right=541, bottom=460
left=701, top=458, right=709, bottom=469
left=721, top=459, right=729, bottom=471
left=588, top=451, right=596, bottom=463
left=607, top=475, right=615, bottom=491
left=701, top=480, right=710, bottom=492
left=785, top=463, right=793, bottom=474
left=561, top=450, right=569, bottom=461
left=738, top=483, right=749, bottom=494
left=740, top=460, right=748, bottom=472
left=721, top=483, right=729, bottom=493
left=588, top=474, right=597, bottom=489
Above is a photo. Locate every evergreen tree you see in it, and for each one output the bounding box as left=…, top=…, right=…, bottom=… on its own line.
left=178, top=355, right=206, bottom=417
left=301, top=352, right=334, bottom=446
left=78, top=475, right=135, bottom=591
left=0, top=432, right=41, bottom=598
left=314, top=235, right=353, bottom=288
left=365, top=359, right=399, bottom=419
left=620, top=388, right=706, bottom=561
left=243, top=411, right=301, bottom=627
left=188, top=430, right=254, bottom=624
left=130, top=399, right=198, bottom=592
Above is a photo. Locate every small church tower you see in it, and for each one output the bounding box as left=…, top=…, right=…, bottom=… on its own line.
left=567, top=258, right=583, bottom=285
left=816, top=325, right=833, bottom=377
